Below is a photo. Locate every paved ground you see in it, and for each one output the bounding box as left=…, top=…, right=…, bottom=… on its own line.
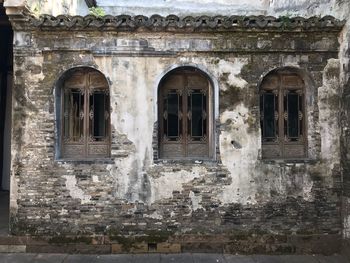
left=0, top=253, right=347, bottom=263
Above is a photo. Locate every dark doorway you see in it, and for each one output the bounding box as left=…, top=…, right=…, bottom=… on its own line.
left=0, top=0, right=13, bottom=235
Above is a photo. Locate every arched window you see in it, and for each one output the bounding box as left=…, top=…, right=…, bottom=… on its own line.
left=158, top=67, right=214, bottom=159
left=59, top=68, right=110, bottom=158
left=260, top=69, right=306, bottom=159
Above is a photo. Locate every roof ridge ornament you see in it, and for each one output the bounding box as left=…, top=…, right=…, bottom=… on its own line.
left=28, top=14, right=345, bottom=31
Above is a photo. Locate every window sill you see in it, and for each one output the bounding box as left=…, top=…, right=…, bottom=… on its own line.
left=154, top=158, right=219, bottom=167
left=260, top=158, right=318, bottom=165
left=55, top=158, right=114, bottom=164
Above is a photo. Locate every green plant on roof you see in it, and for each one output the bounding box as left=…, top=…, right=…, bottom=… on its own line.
left=278, top=12, right=295, bottom=29
left=89, top=7, right=106, bottom=17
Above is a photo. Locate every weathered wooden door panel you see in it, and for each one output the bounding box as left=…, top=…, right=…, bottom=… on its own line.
left=260, top=70, right=306, bottom=159
left=159, top=68, right=211, bottom=159
left=61, top=68, right=110, bottom=159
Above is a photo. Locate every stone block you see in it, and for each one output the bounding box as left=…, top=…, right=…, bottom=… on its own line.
left=0, top=236, right=27, bottom=245
left=8, top=245, right=26, bottom=253
left=0, top=245, right=26, bottom=253
left=156, top=242, right=181, bottom=253
left=0, top=245, right=8, bottom=253
left=182, top=242, right=223, bottom=253
left=14, top=32, right=31, bottom=47
left=111, top=244, right=123, bottom=254
left=130, top=243, right=148, bottom=253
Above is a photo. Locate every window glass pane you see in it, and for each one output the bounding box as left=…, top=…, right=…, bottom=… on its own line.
left=263, top=93, right=275, bottom=139
left=63, top=91, right=69, bottom=138
left=166, top=92, right=179, bottom=138
left=91, top=91, right=107, bottom=141
left=203, top=94, right=207, bottom=137
left=64, top=89, right=84, bottom=141
left=287, top=92, right=299, bottom=138
left=190, top=91, right=204, bottom=138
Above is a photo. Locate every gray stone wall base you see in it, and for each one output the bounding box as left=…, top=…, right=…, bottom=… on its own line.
left=0, top=234, right=342, bottom=255
left=341, top=239, right=350, bottom=260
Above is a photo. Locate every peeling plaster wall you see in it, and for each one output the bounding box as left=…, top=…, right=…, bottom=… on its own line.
left=6, top=24, right=344, bottom=253
left=4, top=0, right=350, bottom=255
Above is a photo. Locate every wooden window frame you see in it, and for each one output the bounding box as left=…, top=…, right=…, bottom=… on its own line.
left=260, top=71, right=307, bottom=159
left=60, top=69, right=111, bottom=159
left=158, top=67, right=214, bottom=160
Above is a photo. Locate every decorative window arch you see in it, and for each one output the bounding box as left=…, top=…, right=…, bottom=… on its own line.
left=260, top=68, right=306, bottom=159
left=57, top=67, right=110, bottom=159
left=158, top=66, right=214, bottom=159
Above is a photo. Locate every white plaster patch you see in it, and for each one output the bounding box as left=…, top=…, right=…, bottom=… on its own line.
left=218, top=105, right=261, bottom=205
left=144, top=211, right=163, bottom=220
left=319, top=59, right=340, bottom=166
left=176, top=57, right=248, bottom=91
left=149, top=167, right=206, bottom=203
left=63, top=175, right=91, bottom=204
left=59, top=208, right=69, bottom=216
left=345, top=216, right=350, bottom=239
left=109, top=155, right=136, bottom=200
left=97, top=57, right=155, bottom=202
left=219, top=178, right=257, bottom=205
left=216, top=59, right=249, bottom=90
left=189, top=191, right=204, bottom=211
left=92, top=175, right=100, bottom=183
left=43, top=214, right=50, bottom=219
left=302, top=178, right=314, bottom=201
left=220, top=104, right=259, bottom=163
left=281, top=55, right=301, bottom=67
left=10, top=172, right=18, bottom=213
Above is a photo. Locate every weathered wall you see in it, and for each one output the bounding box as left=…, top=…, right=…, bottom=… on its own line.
left=5, top=18, right=343, bottom=252
left=3, top=0, right=350, bottom=255
left=338, top=0, right=350, bottom=257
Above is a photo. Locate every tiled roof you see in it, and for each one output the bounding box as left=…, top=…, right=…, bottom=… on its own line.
left=29, top=14, right=345, bottom=31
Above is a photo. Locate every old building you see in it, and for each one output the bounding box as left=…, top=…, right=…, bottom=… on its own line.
left=0, top=0, right=350, bottom=255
